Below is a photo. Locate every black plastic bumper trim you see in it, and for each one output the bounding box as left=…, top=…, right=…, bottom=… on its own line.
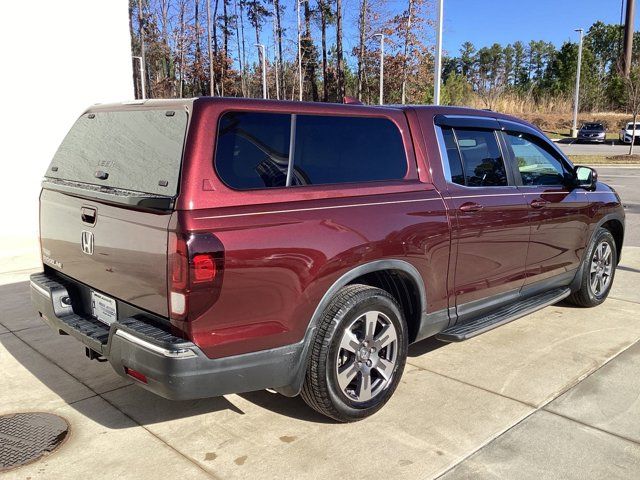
left=30, top=271, right=305, bottom=400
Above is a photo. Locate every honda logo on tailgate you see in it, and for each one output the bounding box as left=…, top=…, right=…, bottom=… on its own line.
left=81, top=230, right=94, bottom=255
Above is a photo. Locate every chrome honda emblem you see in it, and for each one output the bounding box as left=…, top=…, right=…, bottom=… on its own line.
left=81, top=230, right=94, bottom=255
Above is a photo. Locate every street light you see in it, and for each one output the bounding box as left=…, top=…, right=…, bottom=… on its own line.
left=571, top=28, right=584, bottom=138
left=255, top=43, right=267, bottom=99
left=373, top=33, right=384, bottom=105
left=433, top=0, right=444, bottom=105
left=132, top=55, right=146, bottom=99
left=297, top=0, right=305, bottom=101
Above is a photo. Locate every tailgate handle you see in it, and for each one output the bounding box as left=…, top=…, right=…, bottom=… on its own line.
left=81, top=207, right=97, bottom=225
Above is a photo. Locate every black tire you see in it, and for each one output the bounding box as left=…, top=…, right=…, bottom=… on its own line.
left=300, top=284, right=408, bottom=422
left=567, top=227, right=617, bottom=307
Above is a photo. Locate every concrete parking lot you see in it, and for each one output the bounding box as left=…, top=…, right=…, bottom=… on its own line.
left=1, top=168, right=640, bottom=479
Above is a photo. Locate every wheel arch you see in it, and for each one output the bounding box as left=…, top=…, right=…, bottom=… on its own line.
left=276, top=259, right=428, bottom=397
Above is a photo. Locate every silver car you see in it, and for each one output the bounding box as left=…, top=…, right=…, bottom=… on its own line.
left=577, top=122, right=606, bottom=143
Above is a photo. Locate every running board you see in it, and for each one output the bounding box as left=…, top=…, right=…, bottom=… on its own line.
left=436, top=288, right=571, bottom=342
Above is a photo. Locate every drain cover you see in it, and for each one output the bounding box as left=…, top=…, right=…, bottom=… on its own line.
left=0, top=413, right=69, bottom=471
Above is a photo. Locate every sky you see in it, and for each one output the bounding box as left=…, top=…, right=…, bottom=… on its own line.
left=441, top=0, right=637, bottom=55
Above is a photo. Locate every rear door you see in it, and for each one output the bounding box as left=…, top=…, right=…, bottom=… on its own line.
left=435, top=116, right=530, bottom=321
left=39, top=106, right=190, bottom=317
left=499, top=120, right=589, bottom=286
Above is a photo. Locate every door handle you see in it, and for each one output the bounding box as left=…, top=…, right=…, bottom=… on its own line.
left=81, top=207, right=97, bottom=225
left=459, top=202, right=483, bottom=212
left=530, top=199, right=549, bottom=209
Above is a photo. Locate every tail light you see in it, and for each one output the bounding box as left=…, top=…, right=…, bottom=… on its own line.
left=168, top=232, right=224, bottom=325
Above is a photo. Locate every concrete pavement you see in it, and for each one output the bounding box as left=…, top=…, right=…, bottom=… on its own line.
left=1, top=169, right=639, bottom=479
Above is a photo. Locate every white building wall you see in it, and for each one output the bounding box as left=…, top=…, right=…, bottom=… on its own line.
left=0, top=1, right=133, bottom=271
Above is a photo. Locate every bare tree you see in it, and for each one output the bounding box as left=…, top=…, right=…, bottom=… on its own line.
left=336, top=0, right=344, bottom=100
left=318, top=0, right=330, bottom=102
left=137, top=0, right=149, bottom=97
left=401, top=0, right=414, bottom=104
left=356, top=0, right=368, bottom=100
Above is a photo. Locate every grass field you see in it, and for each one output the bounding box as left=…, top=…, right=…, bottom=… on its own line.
left=568, top=154, right=640, bottom=165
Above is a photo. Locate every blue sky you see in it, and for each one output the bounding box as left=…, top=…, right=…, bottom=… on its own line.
left=441, top=0, right=635, bottom=55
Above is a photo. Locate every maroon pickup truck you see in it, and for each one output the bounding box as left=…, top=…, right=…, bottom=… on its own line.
left=31, top=98, right=624, bottom=422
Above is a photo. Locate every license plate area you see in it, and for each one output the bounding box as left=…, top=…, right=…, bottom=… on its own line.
left=91, top=291, right=117, bottom=326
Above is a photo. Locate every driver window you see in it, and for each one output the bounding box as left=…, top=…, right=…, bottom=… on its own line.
left=504, top=131, right=567, bottom=186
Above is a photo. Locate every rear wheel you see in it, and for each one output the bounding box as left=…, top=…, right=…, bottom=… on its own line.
left=301, top=284, right=408, bottom=422
left=568, top=227, right=617, bottom=307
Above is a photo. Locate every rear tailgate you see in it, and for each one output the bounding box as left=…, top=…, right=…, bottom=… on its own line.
left=40, top=189, right=172, bottom=316
left=39, top=102, right=191, bottom=317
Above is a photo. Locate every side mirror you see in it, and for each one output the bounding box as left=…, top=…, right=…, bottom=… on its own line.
left=575, top=165, right=598, bottom=190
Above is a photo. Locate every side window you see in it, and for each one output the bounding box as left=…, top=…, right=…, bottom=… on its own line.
left=504, top=132, right=567, bottom=186
left=454, top=129, right=508, bottom=187
left=215, top=112, right=291, bottom=189
left=293, top=115, right=407, bottom=185
left=441, top=128, right=465, bottom=186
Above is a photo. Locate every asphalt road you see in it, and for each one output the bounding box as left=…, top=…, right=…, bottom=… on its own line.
left=599, top=166, right=640, bottom=247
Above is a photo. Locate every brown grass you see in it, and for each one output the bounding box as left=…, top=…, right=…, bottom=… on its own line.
left=462, top=92, right=632, bottom=133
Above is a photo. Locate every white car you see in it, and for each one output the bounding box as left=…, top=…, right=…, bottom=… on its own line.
left=619, top=122, right=640, bottom=144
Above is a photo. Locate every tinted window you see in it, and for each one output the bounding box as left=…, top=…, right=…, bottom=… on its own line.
left=453, top=129, right=508, bottom=187
left=441, top=127, right=465, bottom=185
left=215, top=112, right=291, bottom=189
left=48, top=110, right=188, bottom=196
left=293, top=115, right=406, bottom=185
left=505, top=132, right=566, bottom=186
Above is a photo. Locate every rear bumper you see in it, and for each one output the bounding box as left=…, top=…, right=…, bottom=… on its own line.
left=29, top=272, right=305, bottom=400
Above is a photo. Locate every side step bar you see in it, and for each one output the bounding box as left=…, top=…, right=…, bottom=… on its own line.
left=436, top=287, right=571, bottom=342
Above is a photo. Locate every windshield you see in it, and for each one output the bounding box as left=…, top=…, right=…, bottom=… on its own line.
left=582, top=123, right=603, bottom=130
left=46, top=109, right=188, bottom=196
left=626, top=123, right=640, bottom=130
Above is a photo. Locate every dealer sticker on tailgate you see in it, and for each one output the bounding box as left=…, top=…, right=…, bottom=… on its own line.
left=91, top=291, right=117, bottom=325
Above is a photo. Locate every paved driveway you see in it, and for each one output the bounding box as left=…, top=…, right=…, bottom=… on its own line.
left=1, top=170, right=639, bottom=479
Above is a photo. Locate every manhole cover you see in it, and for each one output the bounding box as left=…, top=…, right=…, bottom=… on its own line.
left=0, top=413, right=69, bottom=472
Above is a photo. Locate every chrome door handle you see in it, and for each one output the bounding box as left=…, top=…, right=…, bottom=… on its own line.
left=459, top=202, right=483, bottom=212
left=530, top=199, right=549, bottom=209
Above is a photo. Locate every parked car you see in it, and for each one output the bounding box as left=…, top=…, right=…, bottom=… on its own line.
left=577, top=122, right=606, bottom=143
left=31, top=98, right=625, bottom=422
left=619, top=122, right=640, bottom=144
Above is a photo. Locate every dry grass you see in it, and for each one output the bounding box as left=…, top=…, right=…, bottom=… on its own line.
left=568, top=154, right=640, bottom=165
left=462, top=92, right=632, bottom=133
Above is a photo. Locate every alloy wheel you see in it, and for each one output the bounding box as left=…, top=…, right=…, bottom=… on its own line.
left=590, top=241, right=613, bottom=297
left=335, top=310, right=399, bottom=403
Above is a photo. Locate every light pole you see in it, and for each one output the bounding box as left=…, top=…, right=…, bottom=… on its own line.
left=297, top=0, right=305, bottom=101
left=373, top=33, right=384, bottom=105
left=132, top=56, right=146, bottom=99
left=433, top=0, right=444, bottom=105
left=256, top=44, right=267, bottom=99
left=571, top=28, right=584, bottom=138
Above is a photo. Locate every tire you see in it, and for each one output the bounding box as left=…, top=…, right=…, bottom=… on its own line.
left=301, top=284, right=408, bottom=422
left=567, top=227, right=617, bottom=307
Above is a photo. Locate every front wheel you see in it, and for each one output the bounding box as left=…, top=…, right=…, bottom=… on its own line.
left=567, top=227, right=617, bottom=307
left=301, top=284, right=408, bottom=422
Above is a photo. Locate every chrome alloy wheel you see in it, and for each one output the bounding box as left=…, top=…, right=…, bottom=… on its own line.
left=590, top=241, right=613, bottom=297
left=335, top=310, right=399, bottom=403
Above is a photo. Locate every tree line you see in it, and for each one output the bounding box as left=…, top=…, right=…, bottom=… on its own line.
left=130, top=1, right=638, bottom=114
left=443, top=21, right=640, bottom=113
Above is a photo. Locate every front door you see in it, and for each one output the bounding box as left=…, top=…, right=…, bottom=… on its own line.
left=500, top=126, right=590, bottom=286
left=438, top=123, right=530, bottom=322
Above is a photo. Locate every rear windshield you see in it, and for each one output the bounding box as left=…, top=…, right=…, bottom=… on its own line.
left=46, top=110, right=188, bottom=196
